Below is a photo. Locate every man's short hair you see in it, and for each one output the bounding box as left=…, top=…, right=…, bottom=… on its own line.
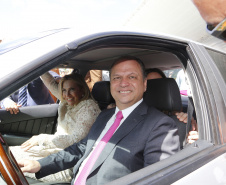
left=110, top=55, right=146, bottom=80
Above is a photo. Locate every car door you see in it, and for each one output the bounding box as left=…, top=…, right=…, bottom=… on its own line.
left=106, top=40, right=226, bottom=185
left=0, top=104, right=58, bottom=146
left=0, top=29, right=225, bottom=184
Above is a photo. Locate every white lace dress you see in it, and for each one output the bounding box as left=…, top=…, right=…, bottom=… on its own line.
left=10, top=72, right=101, bottom=182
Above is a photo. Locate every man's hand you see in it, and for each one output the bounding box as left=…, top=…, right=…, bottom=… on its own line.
left=175, top=112, right=197, bottom=131
left=175, top=112, right=188, bottom=123
left=21, top=136, right=39, bottom=151
left=4, top=99, right=21, bottom=114
left=175, top=112, right=199, bottom=143
left=18, top=159, right=41, bottom=173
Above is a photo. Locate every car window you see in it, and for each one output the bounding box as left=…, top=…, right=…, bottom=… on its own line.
left=163, top=69, right=181, bottom=79
left=102, top=70, right=110, bottom=81
left=206, top=49, right=226, bottom=84
left=59, top=68, right=74, bottom=77
left=0, top=68, right=73, bottom=110
left=164, top=68, right=190, bottom=92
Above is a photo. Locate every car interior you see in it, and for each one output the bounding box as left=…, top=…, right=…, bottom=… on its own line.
left=0, top=35, right=204, bottom=184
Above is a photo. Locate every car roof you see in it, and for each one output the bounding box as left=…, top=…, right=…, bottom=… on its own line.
left=0, top=28, right=187, bottom=77
left=0, top=28, right=221, bottom=100
left=0, top=28, right=68, bottom=55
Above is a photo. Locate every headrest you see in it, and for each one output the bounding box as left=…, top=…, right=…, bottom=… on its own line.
left=92, top=81, right=115, bottom=110
left=143, top=78, right=182, bottom=112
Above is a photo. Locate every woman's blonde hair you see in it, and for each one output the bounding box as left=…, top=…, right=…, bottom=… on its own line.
left=59, top=73, right=91, bottom=105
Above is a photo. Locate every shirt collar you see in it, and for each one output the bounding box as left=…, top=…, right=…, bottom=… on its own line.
left=115, top=98, right=143, bottom=120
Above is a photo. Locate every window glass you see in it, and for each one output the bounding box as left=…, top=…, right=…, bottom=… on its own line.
left=0, top=68, right=62, bottom=109
left=164, top=68, right=191, bottom=97
left=59, top=68, right=73, bottom=77
left=206, top=49, right=226, bottom=84
left=102, top=70, right=110, bottom=81
left=164, top=69, right=189, bottom=91
left=84, top=70, right=110, bottom=92
left=85, top=70, right=103, bottom=92
left=163, top=69, right=181, bottom=79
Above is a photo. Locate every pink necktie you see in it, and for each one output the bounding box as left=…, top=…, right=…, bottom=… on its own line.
left=74, top=111, right=123, bottom=185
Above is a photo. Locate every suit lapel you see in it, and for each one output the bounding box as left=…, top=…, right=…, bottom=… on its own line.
left=85, top=108, right=115, bottom=155
left=89, top=101, right=148, bottom=175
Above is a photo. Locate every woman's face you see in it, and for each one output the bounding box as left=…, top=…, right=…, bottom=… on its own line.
left=147, top=72, right=163, bottom=80
left=62, top=79, right=83, bottom=106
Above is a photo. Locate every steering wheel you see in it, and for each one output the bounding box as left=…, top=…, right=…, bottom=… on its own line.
left=0, top=133, right=29, bottom=185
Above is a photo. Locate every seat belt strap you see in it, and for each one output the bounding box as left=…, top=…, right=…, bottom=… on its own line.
left=185, top=97, right=194, bottom=145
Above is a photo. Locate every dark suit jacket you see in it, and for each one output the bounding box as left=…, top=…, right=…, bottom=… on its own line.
left=36, top=101, right=179, bottom=184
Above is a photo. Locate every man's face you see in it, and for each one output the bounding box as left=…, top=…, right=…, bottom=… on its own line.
left=110, top=60, right=147, bottom=110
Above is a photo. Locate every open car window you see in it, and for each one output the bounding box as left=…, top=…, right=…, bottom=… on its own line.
left=0, top=31, right=225, bottom=184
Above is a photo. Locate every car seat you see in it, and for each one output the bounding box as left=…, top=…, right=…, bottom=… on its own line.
left=92, top=79, right=186, bottom=149
left=92, top=81, right=115, bottom=110
left=143, top=78, right=186, bottom=150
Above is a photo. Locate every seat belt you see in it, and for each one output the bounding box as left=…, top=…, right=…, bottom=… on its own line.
left=184, top=96, right=194, bottom=146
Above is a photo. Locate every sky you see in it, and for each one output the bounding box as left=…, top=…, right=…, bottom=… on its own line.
left=0, top=0, right=143, bottom=41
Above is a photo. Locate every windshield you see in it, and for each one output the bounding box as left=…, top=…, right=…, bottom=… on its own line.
left=0, top=28, right=68, bottom=55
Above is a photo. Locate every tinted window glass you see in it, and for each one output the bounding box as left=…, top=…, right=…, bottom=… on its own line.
left=206, top=49, right=226, bottom=84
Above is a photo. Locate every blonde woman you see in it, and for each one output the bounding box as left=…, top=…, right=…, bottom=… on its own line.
left=11, top=72, right=101, bottom=182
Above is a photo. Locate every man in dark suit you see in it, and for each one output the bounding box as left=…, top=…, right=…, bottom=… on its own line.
left=18, top=56, right=179, bottom=184
left=1, top=71, right=59, bottom=114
